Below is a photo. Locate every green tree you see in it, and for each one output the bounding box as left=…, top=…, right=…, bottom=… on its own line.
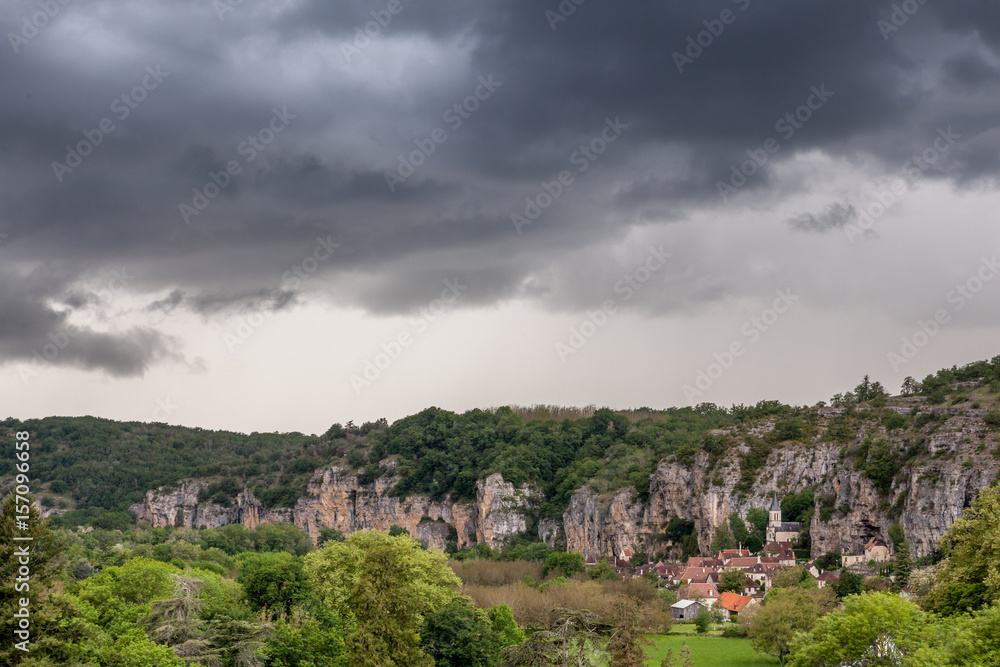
left=265, top=608, right=348, bottom=667
left=743, top=587, right=836, bottom=667
left=831, top=569, right=863, bottom=599
left=694, top=605, right=711, bottom=634
left=99, top=627, right=189, bottom=667
left=786, top=592, right=931, bottom=667
left=72, top=558, right=95, bottom=581
left=745, top=507, right=769, bottom=552
left=710, top=523, right=735, bottom=553
left=587, top=557, right=619, bottom=581
left=304, top=530, right=460, bottom=667
left=0, top=491, right=64, bottom=665
left=499, top=609, right=602, bottom=667
left=718, top=568, right=746, bottom=594
left=422, top=597, right=502, bottom=667
left=815, top=552, right=841, bottom=572
left=888, top=522, right=914, bottom=592
left=236, top=551, right=313, bottom=616
left=542, top=551, right=585, bottom=578
left=772, top=566, right=808, bottom=589
left=780, top=490, right=815, bottom=525
left=318, top=527, right=346, bottom=547
left=487, top=603, right=525, bottom=648
left=388, top=525, right=408, bottom=537
left=928, top=483, right=1000, bottom=614
left=607, top=595, right=652, bottom=667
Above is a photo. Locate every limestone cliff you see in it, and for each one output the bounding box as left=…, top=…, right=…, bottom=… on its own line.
left=128, top=402, right=999, bottom=561
left=129, top=481, right=291, bottom=530
left=560, top=403, right=1000, bottom=561
left=131, top=470, right=538, bottom=551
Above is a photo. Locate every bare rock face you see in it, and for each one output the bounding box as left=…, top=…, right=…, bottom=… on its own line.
left=130, top=480, right=207, bottom=528
left=293, top=467, right=480, bottom=550
left=558, top=411, right=1000, bottom=561
left=476, top=473, right=540, bottom=546
left=130, top=481, right=291, bottom=530
left=133, top=469, right=541, bottom=551
left=537, top=517, right=564, bottom=549
left=563, top=486, right=645, bottom=562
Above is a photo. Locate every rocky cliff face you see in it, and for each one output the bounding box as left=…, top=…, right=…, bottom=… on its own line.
left=560, top=404, right=1000, bottom=561
left=131, top=470, right=538, bottom=551
left=129, top=403, right=999, bottom=561
left=130, top=481, right=291, bottom=530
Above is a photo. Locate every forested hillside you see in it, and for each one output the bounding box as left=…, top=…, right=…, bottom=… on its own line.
left=2, top=356, right=999, bottom=532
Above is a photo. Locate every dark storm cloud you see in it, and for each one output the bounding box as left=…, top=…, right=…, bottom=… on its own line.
left=787, top=203, right=858, bottom=233
left=147, top=288, right=300, bottom=316
left=0, top=268, right=184, bottom=377
left=1, top=0, right=999, bottom=375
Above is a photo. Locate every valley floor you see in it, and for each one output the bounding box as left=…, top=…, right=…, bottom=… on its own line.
left=645, top=627, right=780, bottom=667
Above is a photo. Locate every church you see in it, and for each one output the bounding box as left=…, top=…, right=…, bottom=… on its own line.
left=766, top=493, right=802, bottom=543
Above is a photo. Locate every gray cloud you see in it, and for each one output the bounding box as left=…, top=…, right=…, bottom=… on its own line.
left=1, top=0, right=1000, bottom=377
left=787, top=203, right=858, bottom=233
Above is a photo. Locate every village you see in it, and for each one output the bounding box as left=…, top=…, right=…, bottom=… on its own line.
left=593, top=495, right=898, bottom=624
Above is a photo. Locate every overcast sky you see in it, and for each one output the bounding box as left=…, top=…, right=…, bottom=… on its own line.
left=2, top=0, right=999, bottom=434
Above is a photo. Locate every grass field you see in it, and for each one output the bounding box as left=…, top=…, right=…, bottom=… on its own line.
left=644, top=631, right=780, bottom=667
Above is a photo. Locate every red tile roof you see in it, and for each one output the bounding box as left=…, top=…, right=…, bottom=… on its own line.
left=686, top=583, right=720, bottom=599
left=718, top=592, right=755, bottom=613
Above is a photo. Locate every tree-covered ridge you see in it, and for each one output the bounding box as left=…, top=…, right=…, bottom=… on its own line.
left=0, top=416, right=351, bottom=519
left=3, top=356, right=999, bottom=529
left=367, top=405, right=732, bottom=513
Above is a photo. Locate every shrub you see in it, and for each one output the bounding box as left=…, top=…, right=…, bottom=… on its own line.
left=722, top=624, right=747, bottom=638
left=461, top=578, right=668, bottom=631
left=542, top=551, right=585, bottom=578
left=695, top=606, right=711, bottom=633
left=452, top=559, right=544, bottom=587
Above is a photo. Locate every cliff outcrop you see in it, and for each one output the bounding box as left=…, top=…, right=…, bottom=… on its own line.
left=131, top=470, right=539, bottom=551
left=130, top=402, right=1000, bottom=561
left=560, top=404, right=1000, bottom=561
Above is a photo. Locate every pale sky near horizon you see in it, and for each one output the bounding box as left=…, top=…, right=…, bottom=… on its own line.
left=1, top=0, right=999, bottom=434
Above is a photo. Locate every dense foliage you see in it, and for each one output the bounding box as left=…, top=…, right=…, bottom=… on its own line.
left=4, top=356, right=999, bottom=534
left=0, top=416, right=343, bottom=518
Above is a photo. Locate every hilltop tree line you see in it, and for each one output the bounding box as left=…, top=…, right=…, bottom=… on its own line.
left=3, top=357, right=999, bottom=531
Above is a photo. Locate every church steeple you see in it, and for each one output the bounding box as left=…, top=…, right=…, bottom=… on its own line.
left=768, top=493, right=781, bottom=527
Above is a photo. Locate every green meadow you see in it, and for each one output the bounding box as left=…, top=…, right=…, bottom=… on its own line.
left=644, top=627, right=780, bottom=667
